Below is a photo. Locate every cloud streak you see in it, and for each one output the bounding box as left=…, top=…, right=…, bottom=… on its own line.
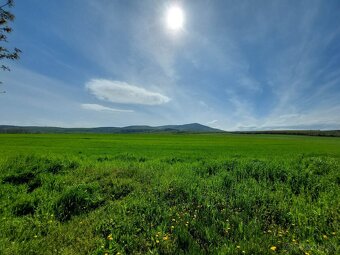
left=207, top=120, right=218, bottom=125
left=86, top=79, right=170, bottom=105
left=81, top=103, right=134, bottom=113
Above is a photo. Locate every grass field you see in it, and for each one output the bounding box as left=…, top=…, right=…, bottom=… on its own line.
left=0, top=133, right=339, bottom=254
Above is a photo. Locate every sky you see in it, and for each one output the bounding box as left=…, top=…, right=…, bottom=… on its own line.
left=1, top=0, right=340, bottom=130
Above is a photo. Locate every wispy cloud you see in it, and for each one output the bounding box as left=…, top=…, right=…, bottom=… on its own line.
left=81, top=103, right=133, bottom=113
left=261, top=105, right=340, bottom=130
left=3, top=1, right=340, bottom=130
left=207, top=120, right=218, bottom=125
left=85, top=79, right=170, bottom=105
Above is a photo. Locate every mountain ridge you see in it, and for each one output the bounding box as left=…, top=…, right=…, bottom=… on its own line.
left=0, top=123, right=223, bottom=134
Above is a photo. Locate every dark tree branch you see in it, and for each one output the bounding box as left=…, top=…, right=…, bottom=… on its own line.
left=0, top=0, right=13, bottom=9
left=0, top=0, right=20, bottom=84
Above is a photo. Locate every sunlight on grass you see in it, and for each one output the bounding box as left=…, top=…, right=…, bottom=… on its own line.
left=0, top=134, right=339, bottom=254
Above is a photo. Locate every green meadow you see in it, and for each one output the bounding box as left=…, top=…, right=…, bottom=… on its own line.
left=0, top=133, right=339, bottom=254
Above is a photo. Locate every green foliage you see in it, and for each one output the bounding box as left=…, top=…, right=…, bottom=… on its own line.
left=0, top=133, right=339, bottom=254
left=12, top=197, right=37, bottom=216
left=54, top=184, right=103, bottom=222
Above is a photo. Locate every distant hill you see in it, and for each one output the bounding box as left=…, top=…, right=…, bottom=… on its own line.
left=0, top=123, right=223, bottom=134
left=1, top=125, right=339, bottom=137
left=232, top=130, right=340, bottom=137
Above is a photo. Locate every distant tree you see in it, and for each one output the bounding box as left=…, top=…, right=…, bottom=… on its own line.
left=1, top=0, right=21, bottom=89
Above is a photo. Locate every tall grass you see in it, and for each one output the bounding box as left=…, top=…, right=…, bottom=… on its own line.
left=0, top=134, right=339, bottom=254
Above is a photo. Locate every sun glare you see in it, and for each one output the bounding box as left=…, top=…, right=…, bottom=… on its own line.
left=166, top=5, right=184, bottom=31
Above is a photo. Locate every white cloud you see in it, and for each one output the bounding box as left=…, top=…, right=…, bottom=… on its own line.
left=86, top=79, right=170, bottom=105
left=81, top=103, right=134, bottom=113
left=207, top=120, right=218, bottom=125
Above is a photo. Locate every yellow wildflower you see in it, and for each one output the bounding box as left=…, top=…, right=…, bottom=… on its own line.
left=107, top=234, right=113, bottom=241
left=332, top=232, right=336, bottom=235
left=270, top=246, right=277, bottom=251
left=323, top=235, right=328, bottom=239
left=237, top=245, right=241, bottom=249
left=163, top=235, right=169, bottom=241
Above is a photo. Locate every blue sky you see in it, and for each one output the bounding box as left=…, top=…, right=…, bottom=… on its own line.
left=1, top=0, right=340, bottom=130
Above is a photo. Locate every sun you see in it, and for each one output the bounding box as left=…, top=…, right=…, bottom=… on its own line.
left=166, top=5, right=184, bottom=31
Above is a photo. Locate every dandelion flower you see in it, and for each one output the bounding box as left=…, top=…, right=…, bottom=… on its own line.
left=270, top=246, right=277, bottom=251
